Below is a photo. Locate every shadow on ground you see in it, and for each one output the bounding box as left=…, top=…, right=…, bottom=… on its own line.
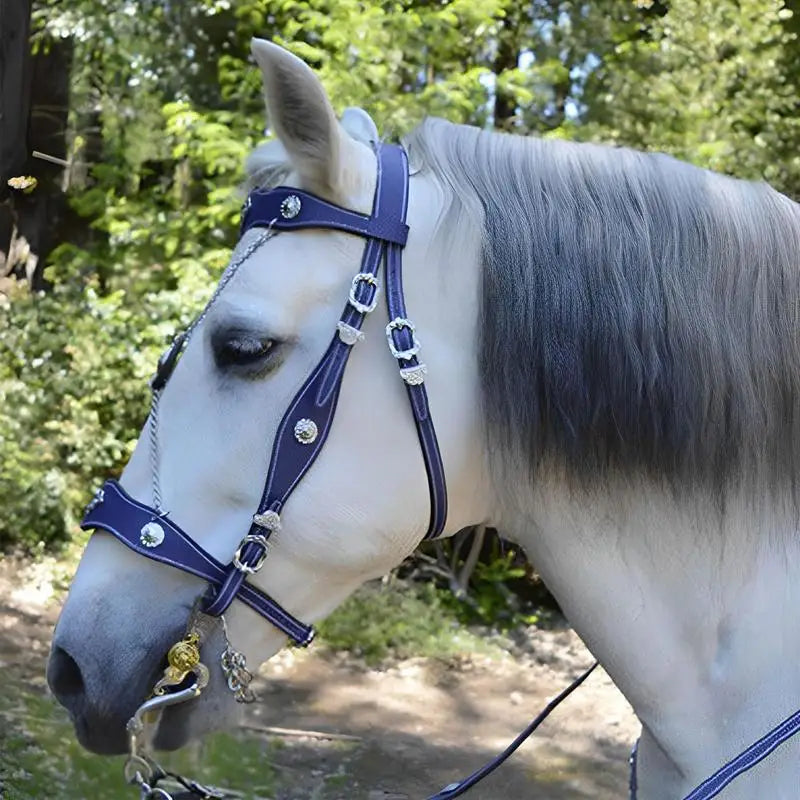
left=0, top=573, right=638, bottom=800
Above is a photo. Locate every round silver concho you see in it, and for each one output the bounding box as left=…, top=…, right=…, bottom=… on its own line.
left=280, top=194, right=302, bottom=219
left=140, top=521, right=165, bottom=548
left=293, top=418, right=318, bottom=445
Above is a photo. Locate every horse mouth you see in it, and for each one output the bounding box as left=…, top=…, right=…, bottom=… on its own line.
left=152, top=703, right=194, bottom=751
left=70, top=709, right=129, bottom=755
left=68, top=701, right=194, bottom=755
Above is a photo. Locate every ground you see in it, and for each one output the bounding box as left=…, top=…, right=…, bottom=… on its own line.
left=0, top=557, right=639, bottom=800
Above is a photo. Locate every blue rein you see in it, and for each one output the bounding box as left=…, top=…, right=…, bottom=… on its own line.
left=630, top=704, right=800, bottom=799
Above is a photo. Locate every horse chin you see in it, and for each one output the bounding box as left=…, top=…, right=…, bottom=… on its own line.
left=67, top=691, right=240, bottom=756
left=152, top=705, right=202, bottom=752
left=153, top=698, right=241, bottom=752
left=70, top=711, right=130, bottom=755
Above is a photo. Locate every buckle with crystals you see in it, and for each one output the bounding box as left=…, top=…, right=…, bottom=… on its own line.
left=252, top=510, right=281, bottom=532
left=386, top=317, right=421, bottom=360
left=348, top=273, right=380, bottom=315
left=233, top=533, right=269, bottom=574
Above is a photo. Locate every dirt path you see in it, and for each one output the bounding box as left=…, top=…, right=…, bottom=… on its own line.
left=0, top=559, right=639, bottom=799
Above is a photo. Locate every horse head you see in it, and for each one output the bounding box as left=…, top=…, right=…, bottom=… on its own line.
left=47, top=40, right=491, bottom=754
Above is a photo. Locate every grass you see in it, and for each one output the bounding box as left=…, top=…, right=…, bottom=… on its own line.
left=0, top=567, right=516, bottom=798
left=317, top=578, right=509, bottom=665
left=0, top=684, right=277, bottom=800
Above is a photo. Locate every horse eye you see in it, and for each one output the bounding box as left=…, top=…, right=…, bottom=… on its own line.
left=213, top=332, right=276, bottom=371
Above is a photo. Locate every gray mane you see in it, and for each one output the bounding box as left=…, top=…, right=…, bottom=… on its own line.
left=405, top=118, right=800, bottom=496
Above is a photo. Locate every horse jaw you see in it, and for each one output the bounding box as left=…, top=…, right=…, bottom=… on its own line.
left=505, top=474, right=800, bottom=799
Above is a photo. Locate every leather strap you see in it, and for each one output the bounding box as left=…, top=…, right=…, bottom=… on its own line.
left=382, top=150, right=447, bottom=538
left=82, top=481, right=314, bottom=645
left=242, top=185, right=409, bottom=245
left=81, top=143, right=448, bottom=643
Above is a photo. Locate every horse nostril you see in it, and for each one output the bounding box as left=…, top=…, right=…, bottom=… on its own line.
left=47, top=645, right=85, bottom=703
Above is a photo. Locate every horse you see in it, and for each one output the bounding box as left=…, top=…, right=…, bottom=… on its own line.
left=46, top=39, right=800, bottom=799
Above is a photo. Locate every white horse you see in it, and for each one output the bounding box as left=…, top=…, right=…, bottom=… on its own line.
left=48, top=40, right=800, bottom=799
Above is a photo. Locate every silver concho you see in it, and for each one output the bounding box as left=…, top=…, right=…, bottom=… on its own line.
left=399, top=363, right=428, bottom=386
left=294, top=418, right=318, bottom=445
left=252, top=510, right=281, bottom=532
left=337, top=321, right=365, bottom=346
left=140, top=521, right=165, bottom=548
left=280, top=194, right=302, bottom=219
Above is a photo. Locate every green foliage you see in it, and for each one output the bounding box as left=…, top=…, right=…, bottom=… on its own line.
left=318, top=580, right=504, bottom=665
left=412, top=531, right=545, bottom=629
left=583, top=0, right=800, bottom=196
left=4, top=0, right=800, bottom=580
left=465, top=549, right=539, bottom=627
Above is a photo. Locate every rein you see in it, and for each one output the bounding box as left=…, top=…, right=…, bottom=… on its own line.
left=629, top=705, right=800, bottom=800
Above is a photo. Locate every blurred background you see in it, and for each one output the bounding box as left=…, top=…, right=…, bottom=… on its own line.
left=1, top=1, right=798, bottom=797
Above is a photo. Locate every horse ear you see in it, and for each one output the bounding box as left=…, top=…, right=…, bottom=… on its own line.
left=341, top=107, right=379, bottom=145
left=250, top=39, right=342, bottom=195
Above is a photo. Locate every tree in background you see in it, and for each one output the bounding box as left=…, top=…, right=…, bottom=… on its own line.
left=584, top=0, right=800, bottom=198
left=2, top=0, right=800, bottom=552
left=1, top=0, right=75, bottom=292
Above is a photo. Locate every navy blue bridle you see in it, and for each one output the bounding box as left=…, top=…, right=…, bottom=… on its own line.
left=81, top=143, right=447, bottom=645
left=79, top=138, right=794, bottom=800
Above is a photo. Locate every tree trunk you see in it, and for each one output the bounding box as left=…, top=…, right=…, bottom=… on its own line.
left=493, top=10, right=522, bottom=131
left=1, top=2, right=73, bottom=292
left=0, top=0, right=33, bottom=290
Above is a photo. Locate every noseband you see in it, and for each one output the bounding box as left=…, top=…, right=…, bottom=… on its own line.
left=81, top=143, right=447, bottom=646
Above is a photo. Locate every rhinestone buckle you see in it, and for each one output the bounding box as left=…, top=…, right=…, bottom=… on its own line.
left=252, top=510, right=281, bottom=532
left=386, top=317, right=421, bottom=360
left=337, top=321, right=365, bottom=346
left=399, top=363, right=428, bottom=385
left=348, top=273, right=380, bottom=315
left=233, top=533, right=270, bottom=574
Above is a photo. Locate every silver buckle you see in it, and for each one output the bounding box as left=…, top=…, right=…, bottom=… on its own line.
left=233, top=533, right=269, bottom=574
left=348, top=273, right=379, bottom=315
left=386, top=317, right=421, bottom=360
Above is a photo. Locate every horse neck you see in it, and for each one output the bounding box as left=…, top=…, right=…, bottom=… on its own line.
left=503, top=474, right=800, bottom=799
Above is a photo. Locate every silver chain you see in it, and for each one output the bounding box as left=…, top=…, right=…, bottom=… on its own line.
left=220, top=614, right=256, bottom=703
left=148, top=388, right=164, bottom=511
left=147, top=225, right=277, bottom=511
